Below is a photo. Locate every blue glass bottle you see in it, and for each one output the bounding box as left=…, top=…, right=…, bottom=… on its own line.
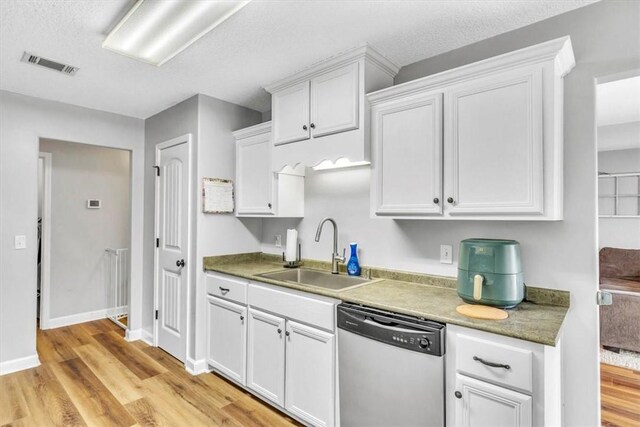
left=347, top=242, right=361, bottom=276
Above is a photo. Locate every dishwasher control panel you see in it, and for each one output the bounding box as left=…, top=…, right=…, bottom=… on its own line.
left=337, top=303, right=445, bottom=356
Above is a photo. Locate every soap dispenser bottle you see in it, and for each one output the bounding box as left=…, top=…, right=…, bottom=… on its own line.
left=347, top=242, right=361, bottom=276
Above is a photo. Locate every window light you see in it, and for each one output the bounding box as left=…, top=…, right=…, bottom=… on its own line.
left=103, top=0, right=251, bottom=66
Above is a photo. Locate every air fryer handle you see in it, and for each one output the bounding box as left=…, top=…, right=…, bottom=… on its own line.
left=473, top=274, right=484, bottom=300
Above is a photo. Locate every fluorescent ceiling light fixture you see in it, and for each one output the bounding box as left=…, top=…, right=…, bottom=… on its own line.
left=312, top=158, right=371, bottom=171
left=103, top=0, right=251, bottom=66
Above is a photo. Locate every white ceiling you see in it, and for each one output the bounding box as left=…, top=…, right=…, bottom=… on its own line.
left=0, top=0, right=596, bottom=119
left=597, top=75, right=640, bottom=127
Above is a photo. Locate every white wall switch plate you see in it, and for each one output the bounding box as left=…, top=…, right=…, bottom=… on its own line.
left=440, top=244, right=453, bottom=264
left=275, top=234, right=282, bottom=247
left=14, top=235, right=27, bottom=249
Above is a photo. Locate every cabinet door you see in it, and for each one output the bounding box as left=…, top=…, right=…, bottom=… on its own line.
left=273, top=81, right=310, bottom=146
left=444, top=67, right=543, bottom=215
left=285, top=321, right=335, bottom=427
left=236, top=133, right=274, bottom=215
left=373, top=93, right=443, bottom=215
left=455, top=373, right=532, bottom=427
left=206, top=296, right=246, bottom=385
left=310, top=62, right=359, bottom=139
left=246, top=308, right=286, bottom=406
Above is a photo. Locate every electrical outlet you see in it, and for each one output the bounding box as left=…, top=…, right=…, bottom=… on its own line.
left=440, top=244, right=453, bottom=264
left=14, top=235, right=27, bottom=249
left=275, top=234, right=282, bottom=247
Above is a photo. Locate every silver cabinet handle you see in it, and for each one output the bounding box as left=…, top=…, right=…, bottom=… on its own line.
left=473, top=356, right=511, bottom=370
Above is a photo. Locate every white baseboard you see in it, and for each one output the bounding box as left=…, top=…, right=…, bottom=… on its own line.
left=124, top=328, right=154, bottom=345
left=45, top=308, right=109, bottom=329
left=141, top=329, right=154, bottom=346
left=0, top=354, right=40, bottom=376
left=186, top=357, right=210, bottom=375
left=125, top=328, right=142, bottom=342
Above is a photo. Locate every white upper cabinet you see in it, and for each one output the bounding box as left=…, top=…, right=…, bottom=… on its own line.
left=266, top=46, right=399, bottom=171
left=234, top=122, right=304, bottom=218
left=445, top=67, right=543, bottom=215
left=368, top=36, right=575, bottom=221
left=273, top=81, right=310, bottom=146
left=310, top=63, right=359, bottom=139
left=373, top=92, right=443, bottom=215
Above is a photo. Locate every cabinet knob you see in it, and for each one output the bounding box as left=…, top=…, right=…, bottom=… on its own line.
left=268, top=203, right=272, bottom=208
left=310, top=123, right=316, bottom=129
left=277, top=328, right=282, bottom=334
left=433, top=198, right=439, bottom=204
left=455, top=391, right=462, bottom=399
left=302, top=125, right=308, bottom=130
left=447, top=197, right=454, bottom=204
left=240, top=315, right=244, bottom=321
left=285, top=331, right=290, bottom=337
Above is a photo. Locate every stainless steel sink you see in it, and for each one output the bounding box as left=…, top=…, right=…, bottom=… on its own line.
left=257, top=268, right=374, bottom=291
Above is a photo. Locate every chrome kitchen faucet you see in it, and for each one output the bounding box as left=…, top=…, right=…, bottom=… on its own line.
left=314, top=217, right=346, bottom=274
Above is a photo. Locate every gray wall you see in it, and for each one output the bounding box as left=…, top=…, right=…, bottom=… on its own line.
left=143, top=96, right=199, bottom=338
left=39, top=139, right=131, bottom=319
left=143, top=94, right=262, bottom=362
left=598, top=148, right=640, bottom=249
left=261, top=1, right=640, bottom=425
left=0, top=91, right=144, bottom=371
left=194, top=94, right=262, bottom=360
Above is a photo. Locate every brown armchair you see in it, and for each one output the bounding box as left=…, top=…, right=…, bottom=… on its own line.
left=599, top=247, right=640, bottom=353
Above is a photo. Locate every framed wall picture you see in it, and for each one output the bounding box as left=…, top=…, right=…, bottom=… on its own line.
left=202, top=178, right=234, bottom=213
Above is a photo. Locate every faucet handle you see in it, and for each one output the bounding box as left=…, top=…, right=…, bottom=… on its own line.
left=337, top=248, right=346, bottom=262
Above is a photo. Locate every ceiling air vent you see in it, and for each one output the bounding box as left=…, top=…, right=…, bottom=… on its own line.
left=20, top=52, right=79, bottom=76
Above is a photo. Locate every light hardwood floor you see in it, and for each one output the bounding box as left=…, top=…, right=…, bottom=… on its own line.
left=0, top=319, right=301, bottom=427
left=601, top=362, right=640, bottom=427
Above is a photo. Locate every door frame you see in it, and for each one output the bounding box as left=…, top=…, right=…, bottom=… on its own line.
left=153, top=134, right=193, bottom=361
left=38, top=152, right=52, bottom=329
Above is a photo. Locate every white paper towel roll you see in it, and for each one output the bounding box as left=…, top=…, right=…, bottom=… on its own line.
left=285, top=229, right=298, bottom=262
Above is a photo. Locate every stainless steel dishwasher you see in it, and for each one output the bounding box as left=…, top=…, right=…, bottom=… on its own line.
left=337, top=303, right=445, bottom=427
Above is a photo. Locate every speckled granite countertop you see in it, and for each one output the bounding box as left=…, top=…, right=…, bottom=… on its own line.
left=203, top=253, right=569, bottom=346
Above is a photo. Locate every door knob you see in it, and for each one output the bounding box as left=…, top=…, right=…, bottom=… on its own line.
left=455, top=391, right=462, bottom=399
left=176, top=259, right=185, bottom=268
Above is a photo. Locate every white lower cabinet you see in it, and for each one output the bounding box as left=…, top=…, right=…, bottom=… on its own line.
left=455, top=373, right=532, bottom=427
left=246, top=308, right=286, bottom=406
left=285, top=320, right=335, bottom=427
left=206, top=295, right=246, bottom=385
left=446, top=324, right=562, bottom=427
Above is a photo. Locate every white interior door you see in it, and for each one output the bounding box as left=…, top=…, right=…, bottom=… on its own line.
left=156, top=137, right=190, bottom=362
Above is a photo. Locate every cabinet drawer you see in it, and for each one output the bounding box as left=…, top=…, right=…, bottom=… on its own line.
left=457, top=333, right=533, bottom=394
left=206, top=273, right=248, bottom=305
left=249, top=282, right=337, bottom=332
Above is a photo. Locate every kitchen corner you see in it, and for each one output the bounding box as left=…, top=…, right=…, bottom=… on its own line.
left=203, top=252, right=569, bottom=346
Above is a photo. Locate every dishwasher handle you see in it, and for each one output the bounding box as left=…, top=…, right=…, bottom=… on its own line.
left=363, top=315, right=437, bottom=335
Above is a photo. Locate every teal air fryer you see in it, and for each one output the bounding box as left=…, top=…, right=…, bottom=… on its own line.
left=457, top=239, right=524, bottom=308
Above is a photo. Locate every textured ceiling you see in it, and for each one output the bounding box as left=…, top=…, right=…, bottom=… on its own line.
left=0, top=0, right=597, bottom=119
